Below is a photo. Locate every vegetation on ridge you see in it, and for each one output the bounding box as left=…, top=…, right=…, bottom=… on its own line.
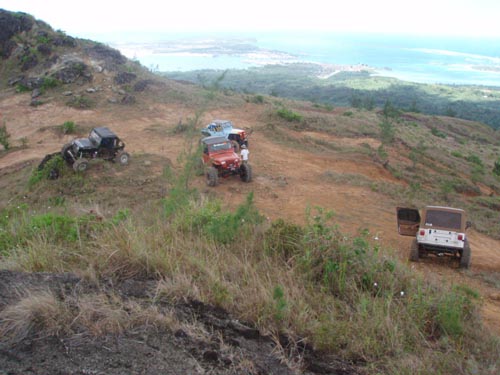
left=165, top=64, right=500, bottom=129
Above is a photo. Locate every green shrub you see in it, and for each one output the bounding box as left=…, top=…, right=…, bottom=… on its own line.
left=276, top=107, right=302, bottom=122
left=41, top=77, right=60, bottom=91
left=264, top=219, right=304, bottom=262
left=61, top=121, right=76, bottom=134
left=435, top=286, right=478, bottom=336
left=466, top=153, right=483, bottom=167
left=29, top=155, right=64, bottom=187
left=0, top=124, right=11, bottom=150
left=252, top=94, right=264, bottom=104
left=15, top=83, right=30, bottom=93
left=493, top=158, right=500, bottom=176
left=66, top=95, right=94, bottom=109
left=379, top=118, right=395, bottom=144
left=431, top=126, right=447, bottom=138
left=272, top=285, right=288, bottom=322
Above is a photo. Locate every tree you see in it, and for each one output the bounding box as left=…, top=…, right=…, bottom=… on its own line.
left=383, top=100, right=400, bottom=119
left=379, top=118, right=395, bottom=144
left=0, top=124, right=11, bottom=150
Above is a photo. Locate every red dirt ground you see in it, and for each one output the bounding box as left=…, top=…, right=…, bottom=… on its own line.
left=1, top=92, right=500, bottom=336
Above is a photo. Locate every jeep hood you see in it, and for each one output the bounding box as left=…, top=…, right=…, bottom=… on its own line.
left=73, top=138, right=94, bottom=149
left=212, top=153, right=239, bottom=164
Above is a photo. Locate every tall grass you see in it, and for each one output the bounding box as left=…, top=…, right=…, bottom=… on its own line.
left=1, top=193, right=498, bottom=373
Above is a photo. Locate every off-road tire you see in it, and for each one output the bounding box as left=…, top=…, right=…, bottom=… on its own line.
left=206, top=166, right=219, bottom=187
left=73, top=159, right=88, bottom=173
left=231, top=140, right=240, bottom=153
left=409, top=239, right=419, bottom=262
left=116, top=151, right=130, bottom=166
left=61, top=143, right=73, bottom=163
left=459, top=240, right=471, bottom=269
left=240, top=163, right=252, bottom=183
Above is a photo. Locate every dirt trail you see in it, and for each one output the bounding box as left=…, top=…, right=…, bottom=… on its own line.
left=1, top=97, right=500, bottom=335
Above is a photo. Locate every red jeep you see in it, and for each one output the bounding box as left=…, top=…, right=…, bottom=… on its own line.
left=200, top=136, right=252, bottom=187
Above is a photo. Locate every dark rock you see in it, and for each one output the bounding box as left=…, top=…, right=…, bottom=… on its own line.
left=202, top=350, right=218, bottom=362
left=52, top=60, right=92, bottom=84
left=20, top=77, right=44, bottom=90
left=52, top=35, right=76, bottom=47
left=133, top=79, right=153, bottom=92
left=37, top=43, right=52, bottom=56
left=31, top=88, right=41, bottom=98
left=30, top=99, right=43, bottom=107
left=0, top=10, right=34, bottom=58
left=114, top=72, right=136, bottom=85
left=8, top=76, right=24, bottom=86
left=86, top=44, right=126, bottom=67
left=20, top=51, right=38, bottom=71
left=121, top=94, right=136, bottom=105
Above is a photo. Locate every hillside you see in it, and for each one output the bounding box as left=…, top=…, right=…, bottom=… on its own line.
left=164, top=63, right=500, bottom=129
left=1, top=9, right=500, bottom=375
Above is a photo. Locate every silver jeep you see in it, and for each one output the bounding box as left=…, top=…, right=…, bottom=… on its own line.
left=397, top=206, right=472, bottom=268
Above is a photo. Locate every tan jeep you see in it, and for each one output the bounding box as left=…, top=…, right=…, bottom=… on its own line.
left=397, top=206, right=472, bottom=268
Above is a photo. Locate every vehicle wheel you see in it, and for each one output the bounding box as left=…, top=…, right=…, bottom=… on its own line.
left=459, top=240, right=471, bottom=269
left=409, top=239, right=419, bottom=262
left=116, top=151, right=130, bottom=166
left=61, top=143, right=73, bottom=163
left=206, top=166, right=219, bottom=187
left=231, top=140, right=240, bottom=153
left=240, top=163, right=252, bottom=183
left=73, top=159, right=88, bottom=172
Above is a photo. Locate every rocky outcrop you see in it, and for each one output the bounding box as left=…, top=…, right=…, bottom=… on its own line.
left=0, top=10, right=34, bottom=58
left=86, top=44, right=127, bottom=69
left=52, top=59, right=92, bottom=84
left=114, top=71, right=136, bottom=85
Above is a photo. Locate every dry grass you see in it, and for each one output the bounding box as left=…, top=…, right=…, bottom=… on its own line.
left=0, top=287, right=183, bottom=347
left=0, top=289, right=72, bottom=345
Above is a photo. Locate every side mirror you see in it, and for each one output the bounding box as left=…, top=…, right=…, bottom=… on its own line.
left=466, top=221, right=472, bottom=230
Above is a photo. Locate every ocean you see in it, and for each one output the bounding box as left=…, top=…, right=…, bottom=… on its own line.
left=102, top=31, right=500, bottom=86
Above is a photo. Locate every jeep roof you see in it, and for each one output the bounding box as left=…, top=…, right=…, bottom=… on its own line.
left=210, top=120, right=232, bottom=127
left=201, top=136, right=234, bottom=152
left=397, top=205, right=467, bottom=236
left=92, top=127, right=118, bottom=139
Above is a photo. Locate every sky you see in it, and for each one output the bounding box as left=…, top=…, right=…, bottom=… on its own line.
left=1, top=0, right=500, bottom=38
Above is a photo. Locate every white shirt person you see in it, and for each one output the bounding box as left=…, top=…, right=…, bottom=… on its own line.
left=240, top=145, right=249, bottom=163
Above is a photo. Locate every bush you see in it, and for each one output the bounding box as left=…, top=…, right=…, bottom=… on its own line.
left=466, top=153, right=483, bottom=167
left=0, top=124, right=11, bottom=150
left=66, top=95, right=94, bottom=109
left=493, top=158, right=500, bottom=176
left=41, top=77, right=60, bottom=91
left=29, top=155, right=64, bottom=186
left=61, top=121, right=76, bottom=134
left=431, top=126, right=447, bottom=138
left=276, top=107, right=302, bottom=122
left=379, top=119, right=395, bottom=144
left=264, top=219, right=304, bottom=262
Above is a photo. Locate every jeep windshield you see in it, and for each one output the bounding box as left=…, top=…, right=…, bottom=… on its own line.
left=424, top=210, right=462, bottom=230
left=89, top=130, right=102, bottom=146
left=209, top=142, right=232, bottom=152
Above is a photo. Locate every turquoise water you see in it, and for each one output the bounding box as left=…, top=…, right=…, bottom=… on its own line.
left=104, top=32, right=500, bottom=86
